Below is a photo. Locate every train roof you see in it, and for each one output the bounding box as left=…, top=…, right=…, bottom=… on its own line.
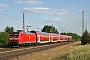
left=30, top=30, right=60, bottom=36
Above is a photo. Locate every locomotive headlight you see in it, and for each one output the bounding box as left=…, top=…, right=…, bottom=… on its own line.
left=9, top=38, right=13, bottom=40
left=15, top=38, right=18, bottom=40
left=9, top=38, right=18, bottom=40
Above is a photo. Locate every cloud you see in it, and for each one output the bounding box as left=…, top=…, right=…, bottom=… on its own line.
left=43, top=17, right=65, bottom=22
left=0, top=9, right=4, bottom=11
left=0, top=4, right=8, bottom=8
left=52, top=9, right=70, bottom=15
left=22, top=7, right=71, bottom=15
left=43, top=16, right=90, bottom=23
left=43, top=18, right=48, bottom=20
left=85, top=17, right=90, bottom=21
left=22, top=7, right=50, bottom=13
left=15, top=0, right=43, bottom=4
left=67, top=16, right=81, bottom=21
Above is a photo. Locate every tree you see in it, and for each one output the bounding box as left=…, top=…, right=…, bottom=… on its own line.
left=81, top=29, right=90, bottom=45
left=4, top=26, right=14, bottom=33
left=41, top=25, right=59, bottom=34
left=0, top=32, right=9, bottom=47
left=61, top=32, right=66, bottom=35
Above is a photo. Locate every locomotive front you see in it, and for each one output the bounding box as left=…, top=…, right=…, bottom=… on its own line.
left=8, top=32, right=19, bottom=46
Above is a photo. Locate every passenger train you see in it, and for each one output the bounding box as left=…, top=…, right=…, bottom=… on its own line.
left=8, top=30, right=72, bottom=47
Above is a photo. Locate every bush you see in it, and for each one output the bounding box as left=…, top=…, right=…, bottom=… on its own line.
left=0, top=32, right=9, bottom=47
left=81, top=29, right=90, bottom=45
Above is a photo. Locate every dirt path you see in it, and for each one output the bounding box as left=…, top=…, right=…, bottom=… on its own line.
left=9, top=41, right=80, bottom=60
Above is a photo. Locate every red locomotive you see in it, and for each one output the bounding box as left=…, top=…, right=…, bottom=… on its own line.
left=8, top=30, right=72, bottom=47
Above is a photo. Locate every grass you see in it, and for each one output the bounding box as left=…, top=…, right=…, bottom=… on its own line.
left=9, top=41, right=82, bottom=60
left=62, top=44, right=90, bottom=60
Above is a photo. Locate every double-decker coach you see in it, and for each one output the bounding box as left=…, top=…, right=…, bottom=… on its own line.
left=49, top=33, right=60, bottom=42
left=35, top=31, right=50, bottom=43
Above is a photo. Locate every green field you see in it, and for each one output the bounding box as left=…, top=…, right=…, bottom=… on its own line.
left=62, top=44, right=90, bottom=60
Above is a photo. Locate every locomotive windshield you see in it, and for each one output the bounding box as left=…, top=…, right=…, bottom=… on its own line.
left=10, top=32, right=19, bottom=36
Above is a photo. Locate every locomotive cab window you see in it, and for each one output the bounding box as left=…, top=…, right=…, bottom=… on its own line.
left=10, top=32, right=19, bottom=36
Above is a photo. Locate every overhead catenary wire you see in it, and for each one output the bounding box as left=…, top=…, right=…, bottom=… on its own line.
left=0, top=0, right=45, bottom=26
left=8, top=0, right=75, bottom=26
left=8, top=0, right=45, bottom=24
left=0, top=8, right=81, bottom=29
left=0, top=9, right=44, bottom=25
left=7, top=0, right=81, bottom=25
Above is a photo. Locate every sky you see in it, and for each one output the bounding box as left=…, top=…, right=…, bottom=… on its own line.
left=0, top=0, right=90, bottom=36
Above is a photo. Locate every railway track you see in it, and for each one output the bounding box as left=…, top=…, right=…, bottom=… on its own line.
left=0, top=41, right=73, bottom=60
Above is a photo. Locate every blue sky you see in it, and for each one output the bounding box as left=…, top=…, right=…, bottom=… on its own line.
left=0, top=0, right=90, bottom=36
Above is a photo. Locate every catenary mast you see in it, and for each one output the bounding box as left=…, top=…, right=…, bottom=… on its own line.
left=22, top=13, right=25, bottom=32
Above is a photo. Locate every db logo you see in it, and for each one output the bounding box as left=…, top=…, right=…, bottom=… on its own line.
left=29, top=36, right=30, bottom=39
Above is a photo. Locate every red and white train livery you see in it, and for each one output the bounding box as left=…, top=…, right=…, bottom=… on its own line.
left=8, top=30, right=72, bottom=46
